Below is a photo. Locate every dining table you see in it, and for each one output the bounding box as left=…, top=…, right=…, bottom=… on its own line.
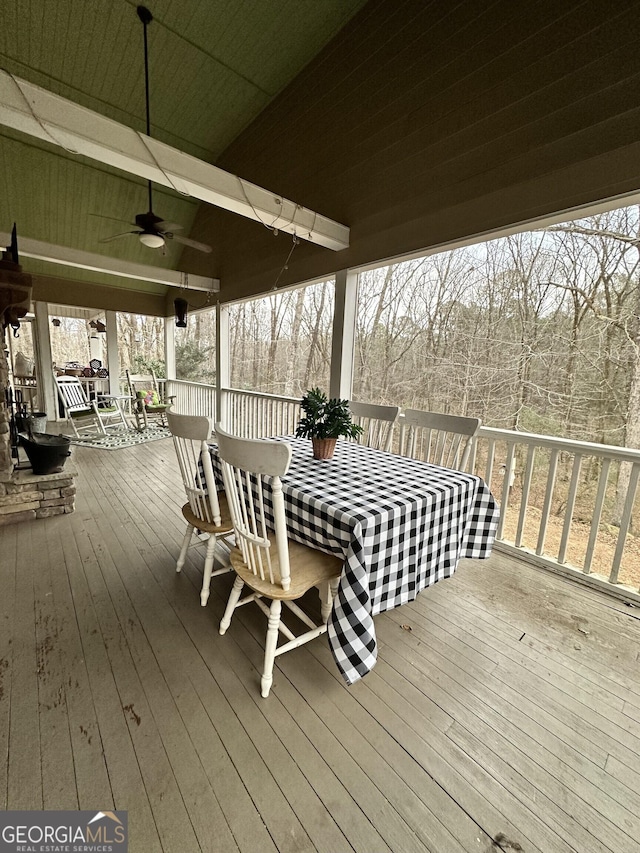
left=207, top=435, right=500, bottom=686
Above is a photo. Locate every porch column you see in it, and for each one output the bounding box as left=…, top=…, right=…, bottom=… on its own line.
left=105, top=310, right=119, bottom=396
left=164, top=316, right=176, bottom=380
left=34, top=301, right=56, bottom=421
left=216, top=302, right=230, bottom=427
left=329, top=269, right=358, bottom=400
left=88, top=326, right=102, bottom=363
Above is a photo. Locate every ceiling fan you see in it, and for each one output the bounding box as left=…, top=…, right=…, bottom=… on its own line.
left=100, top=6, right=212, bottom=254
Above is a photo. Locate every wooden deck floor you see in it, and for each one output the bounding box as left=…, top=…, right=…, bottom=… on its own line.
left=1, top=437, right=640, bottom=853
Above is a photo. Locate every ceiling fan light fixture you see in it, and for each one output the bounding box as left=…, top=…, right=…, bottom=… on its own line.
left=139, top=231, right=164, bottom=249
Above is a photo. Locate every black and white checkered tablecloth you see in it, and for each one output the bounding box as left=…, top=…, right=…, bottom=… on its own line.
left=207, top=436, right=499, bottom=685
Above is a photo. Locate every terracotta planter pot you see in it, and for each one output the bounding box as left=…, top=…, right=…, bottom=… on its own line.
left=312, top=437, right=337, bottom=460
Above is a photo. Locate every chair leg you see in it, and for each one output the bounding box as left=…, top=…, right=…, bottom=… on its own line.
left=319, top=576, right=340, bottom=624
left=176, top=524, right=193, bottom=573
left=219, top=575, right=244, bottom=635
left=133, top=403, right=146, bottom=432
left=200, top=534, right=218, bottom=606
left=261, top=599, right=282, bottom=698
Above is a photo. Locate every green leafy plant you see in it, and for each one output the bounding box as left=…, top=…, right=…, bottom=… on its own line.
left=295, top=387, right=363, bottom=440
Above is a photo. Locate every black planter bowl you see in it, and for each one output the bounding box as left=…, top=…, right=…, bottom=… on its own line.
left=18, top=432, right=72, bottom=476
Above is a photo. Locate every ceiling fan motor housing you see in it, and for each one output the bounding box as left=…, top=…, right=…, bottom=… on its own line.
left=135, top=211, right=163, bottom=230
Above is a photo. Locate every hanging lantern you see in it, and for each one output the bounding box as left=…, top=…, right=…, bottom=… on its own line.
left=174, top=297, right=188, bottom=328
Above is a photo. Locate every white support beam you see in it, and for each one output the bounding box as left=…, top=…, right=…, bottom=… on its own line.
left=0, top=70, right=350, bottom=251
left=330, top=269, right=359, bottom=400
left=0, top=232, right=219, bottom=292
left=33, top=301, right=57, bottom=422
left=104, top=310, right=119, bottom=396
left=164, top=316, right=176, bottom=381
left=216, top=303, right=230, bottom=428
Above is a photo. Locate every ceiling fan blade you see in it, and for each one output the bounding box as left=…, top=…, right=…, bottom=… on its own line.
left=157, top=220, right=183, bottom=232
left=91, top=213, right=135, bottom=227
left=98, top=231, right=140, bottom=243
left=170, top=234, right=213, bottom=253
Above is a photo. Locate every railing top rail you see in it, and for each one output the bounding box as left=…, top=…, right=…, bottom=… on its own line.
left=221, top=386, right=300, bottom=406
left=168, top=381, right=640, bottom=464
left=167, top=378, right=217, bottom=390
left=477, top=424, right=640, bottom=463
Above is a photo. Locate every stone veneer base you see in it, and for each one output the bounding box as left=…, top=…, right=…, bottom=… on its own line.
left=0, top=465, right=77, bottom=525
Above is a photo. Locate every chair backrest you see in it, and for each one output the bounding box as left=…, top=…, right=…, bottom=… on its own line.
left=399, top=409, right=481, bottom=470
left=54, top=374, right=92, bottom=413
left=167, top=410, right=224, bottom=527
left=349, top=400, right=400, bottom=451
left=126, top=369, right=161, bottom=402
left=215, top=425, right=294, bottom=592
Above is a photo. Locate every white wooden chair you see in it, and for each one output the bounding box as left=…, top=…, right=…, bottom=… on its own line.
left=398, top=409, right=481, bottom=470
left=215, top=425, right=343, bottom=698
left=55, top=374, right=129, bottom=437
left=349, top=400, right=400, bottom=451
left=167, top=410, right=235, bottom=606
left=126, top=369, right=175, bottom=431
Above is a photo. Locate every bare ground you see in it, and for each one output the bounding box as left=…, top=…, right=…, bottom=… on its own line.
left=500, top=504, right=640, bottom=590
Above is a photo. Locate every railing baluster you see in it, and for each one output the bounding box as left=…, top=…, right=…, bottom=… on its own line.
left=484, top=438, right=496, bottom=494
left=610, top=462, right=640, bottom=586
left=558, top=453, right=582, bottom=565
left=515, top=445, right=536, bottom=548
left=497, top=442, right=515, bottom=541
left=537, top=448, right=559, bottom=556
left=584, top=458, right=610, bottom=575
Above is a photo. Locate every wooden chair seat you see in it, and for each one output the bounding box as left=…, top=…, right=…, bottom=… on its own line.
left=181, top=492, right=234, bottom=534
left=229, top=535, right=342, bottom=600
left=69, top=403, right=118, bottom=417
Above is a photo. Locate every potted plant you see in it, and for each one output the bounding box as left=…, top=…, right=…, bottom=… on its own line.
left=295, top=387, right=363, bottom=459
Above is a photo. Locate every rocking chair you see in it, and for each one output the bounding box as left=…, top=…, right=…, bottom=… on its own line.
left=126, top=369, right=175, bottom=431
left=55, top=374, right=129, bottom=437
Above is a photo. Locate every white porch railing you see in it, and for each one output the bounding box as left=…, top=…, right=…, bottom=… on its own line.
left=165, top=381, right=640, bottom=601
left=223, top=388, right=301, bottom=437
left=472, top=427, right=640, bottom=600
left=166, top=379, right=217, bottom=419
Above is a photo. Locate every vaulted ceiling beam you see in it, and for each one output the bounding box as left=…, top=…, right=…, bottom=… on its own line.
left=0, top=232, right=219, bottom=292
left=0, top=70, right=350, bottom=251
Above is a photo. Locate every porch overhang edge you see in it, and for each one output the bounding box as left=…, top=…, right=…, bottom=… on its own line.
left=32, top=274, right=167, bottom=316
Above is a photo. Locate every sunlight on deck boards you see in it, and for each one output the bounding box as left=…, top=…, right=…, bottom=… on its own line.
left=1, top=437, right=640, bottom=853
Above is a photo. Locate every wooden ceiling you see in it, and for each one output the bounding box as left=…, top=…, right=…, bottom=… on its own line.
left=0, top=0, right=366, bottom=309
left=2, top=0, right=640, bottom=315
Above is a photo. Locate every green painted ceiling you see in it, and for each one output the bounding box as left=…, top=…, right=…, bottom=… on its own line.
left=0, top=0, right=367, bottom=298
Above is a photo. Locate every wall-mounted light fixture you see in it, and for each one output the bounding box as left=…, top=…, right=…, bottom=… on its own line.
left=51, top=317, right=61, bottom=327
left=174, top=297, right=188, bottom=328
left=89, top=319, right=107, bottom=333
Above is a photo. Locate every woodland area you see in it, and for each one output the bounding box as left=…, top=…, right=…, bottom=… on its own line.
left=38, top=206, right=640, bottom=457
left=225, top=207, right=640, bottom=450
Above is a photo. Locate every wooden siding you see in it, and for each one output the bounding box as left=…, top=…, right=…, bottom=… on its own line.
left=193, top=0, right=640, bottom=300
left=1, top=436, right=640, bottom=852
